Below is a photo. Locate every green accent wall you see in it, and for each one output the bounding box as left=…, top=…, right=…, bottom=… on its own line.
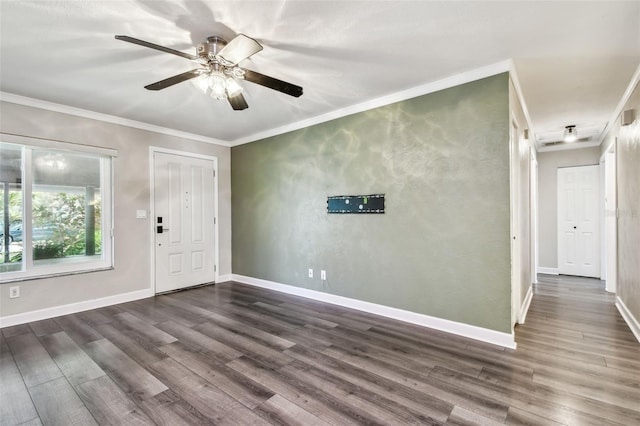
left=232, top=73, right=511, bottom=333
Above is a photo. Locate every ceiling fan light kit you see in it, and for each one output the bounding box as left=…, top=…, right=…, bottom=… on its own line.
left=115, top=33, right=303, bottom=110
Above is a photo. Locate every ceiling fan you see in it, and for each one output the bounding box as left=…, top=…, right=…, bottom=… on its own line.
left=114, top=33, right=303, bottom=110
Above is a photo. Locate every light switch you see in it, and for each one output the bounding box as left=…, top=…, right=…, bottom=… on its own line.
left=136, top=210, right=147, bottom=219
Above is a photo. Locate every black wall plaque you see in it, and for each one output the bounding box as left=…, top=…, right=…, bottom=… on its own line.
left=327, top=194, right=385, bottom=214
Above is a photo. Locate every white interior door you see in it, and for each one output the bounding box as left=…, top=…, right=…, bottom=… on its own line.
left=558, top=165, right=600, bottom=278
left=154, top=152, right=216, bottom=293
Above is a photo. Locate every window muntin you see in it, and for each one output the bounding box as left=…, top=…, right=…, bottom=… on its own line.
left=0, top=140, right=113, bottom=281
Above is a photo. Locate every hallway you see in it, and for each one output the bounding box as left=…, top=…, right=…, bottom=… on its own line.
left=511, top=274, right=639, bottom=423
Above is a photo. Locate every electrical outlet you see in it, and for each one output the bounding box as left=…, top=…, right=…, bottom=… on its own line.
left=308, top=268, right=313, bottom=278
left=9, top=286, right=20, bottom=299
left=321, top=270, right=326, bottom=280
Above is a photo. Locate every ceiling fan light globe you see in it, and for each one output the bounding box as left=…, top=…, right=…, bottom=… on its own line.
left=226, top=77, right=243, bottom=98
left=191, top=75, right=209, bottom=93
left=209, top=74, right=227, bottom=100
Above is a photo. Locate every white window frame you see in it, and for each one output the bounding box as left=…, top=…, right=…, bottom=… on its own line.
left=0, top=133, right=115, bottom=283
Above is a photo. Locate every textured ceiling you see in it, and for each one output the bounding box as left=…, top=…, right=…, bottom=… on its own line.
left=1, top=1, right=639, bottom=146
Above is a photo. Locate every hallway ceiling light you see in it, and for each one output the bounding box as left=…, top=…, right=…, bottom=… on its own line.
left=563, top=125, right=577, bottom=143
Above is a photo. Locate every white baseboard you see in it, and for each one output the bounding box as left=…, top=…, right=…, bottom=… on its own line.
left=0, top=288, right=153, bottom=328
left=230, top=274, right=516, bottom=349
left=217, top=274, right=233, bottom=283
left=518, top=285, right=534, bottom=324
left=537, top=267, right=559, bottom=275
left=616, top=296, right=640, bottom=343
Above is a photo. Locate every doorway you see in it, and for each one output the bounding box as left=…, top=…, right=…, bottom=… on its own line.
left=151, top=149, right=218, bottom=293
left=603, top=146, right=617, bottom=293
left=557, top=164, right=600, bottom=278
left=510, top=119, right=521, bottom=328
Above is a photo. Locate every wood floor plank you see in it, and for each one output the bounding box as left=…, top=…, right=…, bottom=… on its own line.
left=91, top=322, right=168, bottom=368
left=112, top=311, right=177, bottom=346
left=282, top=360, right=444, bottom=425
left=193, top=321, right=293, bottom=368
left=158, top=341, right=274, bottom=409
left=138, top=297, right=210, bottom=327
left=28, top=319, right=63, bottom=337
left=154, top=320, right=243, bottom=361
left=316, top=329, right=439, bottom=377
left=446, top=405, right=504, bottom=426
left=321, top=345, right=509, bottom=422
left=1, top=324, right=32, bottom=339
left=83, top=338, right=168, bottom=400
left=531, top=369, right=640, bottom=412
left=148, top=357, right=270, bottom=425
left=175, top=306, right=296, bottom=351
left=213, top=302, right=333, bottom=350
left=39, top=331, right=105, bottom=386
left=75, top=375, right=155, bottom=425
left=433, top=364, right=638, bottom=425
left=284, top=344, right=453, bottom=422
left=505, top=406, right=565, bottom=426
left=75, top=309, right=116, bottom=327
left=28, top=376, right=97, bottom=425
left=54, top=314, right=103, bottom=346
left=0, top=346, right=40, bottom=426
left=331, top=323, right=485, bottom=377
left=6, top=331, right=63, bottom=388
left=255, top=394, right=331, bottom=426
left=14, top=418, right=43, bottom=426
left=227, top=356, right=382, bottom=426
left=253, top=301, right=339, bottom=329
left=134, top=389, right=213, bottom=426
left=277, top=302, right=372, bottom=331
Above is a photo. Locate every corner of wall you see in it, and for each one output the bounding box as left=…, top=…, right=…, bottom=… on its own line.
left=616, top=296, right=640, bottom=343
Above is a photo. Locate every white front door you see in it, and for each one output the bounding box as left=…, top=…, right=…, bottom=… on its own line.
left=558, top=165, right=600, bottom=278
left=154, top=152, right=216, bottom=293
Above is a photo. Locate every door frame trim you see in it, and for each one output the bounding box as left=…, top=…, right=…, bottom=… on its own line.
left=556, top=164, right=601, bottom=278
left=148, top=147, right=219, bottom=294
left=509, top=115, right=521, bottom=330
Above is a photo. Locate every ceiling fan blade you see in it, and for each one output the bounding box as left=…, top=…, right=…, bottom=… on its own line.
left=242, top=69, right=303, bottom=98
left=228, top=93, right=249, bottom=110
left=216, top=34, right=263, bottom=65
left=115, top=35, right=198, bottom=61
left=144, top=69, right=203, bottom=91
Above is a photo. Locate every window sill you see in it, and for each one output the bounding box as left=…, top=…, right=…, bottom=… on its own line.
left=0, top=266, right=114, bottom=284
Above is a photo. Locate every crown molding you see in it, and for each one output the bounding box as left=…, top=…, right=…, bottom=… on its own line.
left=0, top=92, right=231, bottom=147
left=231, top=60, right=512, bottom=146
left=2, top=59, right=516, bottom=148
left=508, top=60, right=536, bottom=149
left=599, top=62, right=640, bottom=148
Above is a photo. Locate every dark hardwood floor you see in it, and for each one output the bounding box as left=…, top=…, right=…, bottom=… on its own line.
left=1, top=274, right=639, bottom=425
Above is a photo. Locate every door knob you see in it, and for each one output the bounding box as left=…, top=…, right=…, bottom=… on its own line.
left=157, top=226, right=169, bottom=234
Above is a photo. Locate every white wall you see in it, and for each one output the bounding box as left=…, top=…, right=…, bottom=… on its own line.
left=537, top=146, right=601, bottom=271
left=0, top=101, right=231, bottom=319
left=601, top=73, right=640, bottom=341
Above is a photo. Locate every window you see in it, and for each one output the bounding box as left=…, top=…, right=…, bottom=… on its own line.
left=1, top=134, right=114, bottom=281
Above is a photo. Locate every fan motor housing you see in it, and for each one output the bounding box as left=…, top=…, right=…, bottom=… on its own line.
left=197, top=36, right=227, bottom=59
